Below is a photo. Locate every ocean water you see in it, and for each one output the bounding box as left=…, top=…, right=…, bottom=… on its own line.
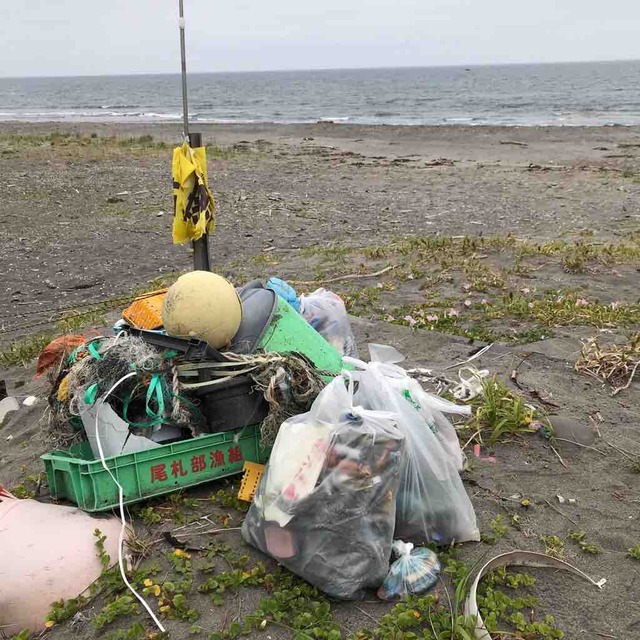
left=1, top=60, right=639, bottom=126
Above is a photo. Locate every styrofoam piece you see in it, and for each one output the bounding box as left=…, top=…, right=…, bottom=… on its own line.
left=79, top=399, right=161, bottom=459
left=0, top=397, right=20, bottom=424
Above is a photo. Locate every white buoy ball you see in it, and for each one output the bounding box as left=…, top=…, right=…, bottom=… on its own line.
left=162, top=271, right=242, bottom=348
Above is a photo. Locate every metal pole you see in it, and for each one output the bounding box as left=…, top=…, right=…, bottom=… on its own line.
left=178, top=0, right=190, bottom=140
left=178, top=1, right=210, bottom=271
left=190, top=132, right=211, bottom=271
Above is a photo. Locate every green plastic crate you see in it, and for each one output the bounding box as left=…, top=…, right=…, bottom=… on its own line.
left=41, top=425, right=266, bottom=512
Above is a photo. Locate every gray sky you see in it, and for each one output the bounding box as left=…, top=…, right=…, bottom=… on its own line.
left=2, top=0, right=639, bottom=77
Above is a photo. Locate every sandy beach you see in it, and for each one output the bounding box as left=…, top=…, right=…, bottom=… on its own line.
left=1, top=122, right=639, bottom=338
left=1, top=121, right=639, bottom=639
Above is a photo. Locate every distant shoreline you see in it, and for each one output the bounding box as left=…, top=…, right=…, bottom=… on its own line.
left=3, top=121, right=640, bottom=170
left=2, top=119, right=640, bottom=129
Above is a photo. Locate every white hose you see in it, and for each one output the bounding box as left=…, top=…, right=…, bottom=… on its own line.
left=93, top=371, right=166, bottom=633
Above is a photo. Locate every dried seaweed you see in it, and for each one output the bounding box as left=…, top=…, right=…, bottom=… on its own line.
left=575, top=333, right=640, bottom=395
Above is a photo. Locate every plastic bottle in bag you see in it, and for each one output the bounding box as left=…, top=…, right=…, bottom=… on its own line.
left=299, top=289, right=359, bottom=358
left=377, top=541, right=441, bottom=600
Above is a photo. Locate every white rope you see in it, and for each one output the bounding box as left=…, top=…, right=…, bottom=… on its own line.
left=451, top=366, right=490, bottom=401
left=444, top=343, right=493, bottom=370
left=93, top=371, right=166, bottom=633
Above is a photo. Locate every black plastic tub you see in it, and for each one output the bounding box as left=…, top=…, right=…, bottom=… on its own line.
left=192, top=376, right=269, bottom=433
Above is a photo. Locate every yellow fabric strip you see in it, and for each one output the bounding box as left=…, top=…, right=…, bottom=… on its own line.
left=172, top=143, right=216, bottom=244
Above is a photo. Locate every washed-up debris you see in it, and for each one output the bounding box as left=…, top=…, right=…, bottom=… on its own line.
left=0, top=396, right=20, bottom=425
left=576, top=335, right=639, bottom=395
left=41, top=276, right=347, bottom=505
left=29, top=257, right=488, bottom=615
left=163, top=271, right=242, bottom=349
left=347, top=348, right=479, bottom=544
left=122, top=290, right=166, bottom=330
left=464, top=551, right=605, bottom=640
left=445, top=343, right=493, bottom=371
left=452, top=366, right=490, bottom=401
left=548, top=415, right=597, bottom=446
left=473, top=443, right=497, bottom=464
left=405, top=368, right=456, bottom=395
left=23, top=395, right=38, bottom=407
left=267, top=277, right=358, bottom=357
left=44, top=334, right=201, bottom=449
left=31, top=283, right=347, bottom=600
left=35, top=335, right=87, bottom=380
left=80, top=398, right=166, bottom=458
left=377, top=541, right=441, bottom=600
left=299, top=288, right=358, bottom=357
left=405, top=367, right=433, bottom=381
left=0, top=489, right=123, bottom=635
left=243, top=349, right=481, bottom=601
left=266, top=277, right=300, bottom=310
left=238, top=461, right=266, bottom=502
left=177, top=350, right=327, bottom=446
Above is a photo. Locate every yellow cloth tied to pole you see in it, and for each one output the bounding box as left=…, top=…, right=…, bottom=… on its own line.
left=172, top=142, right=216, bottom=243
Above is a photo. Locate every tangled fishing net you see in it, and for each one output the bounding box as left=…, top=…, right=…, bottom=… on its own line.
left=250, top=354, right=327, bottom=446
left=44, top=330, right=328, bottom=451
left=45, top=335, right=202, bottom=448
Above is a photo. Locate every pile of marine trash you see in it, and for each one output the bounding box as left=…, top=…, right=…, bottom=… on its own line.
left=4, top=270, right=486, bottom=633
left=40, top=273, right=357, bottom=454
left=242, top=351, right=480, bottom=600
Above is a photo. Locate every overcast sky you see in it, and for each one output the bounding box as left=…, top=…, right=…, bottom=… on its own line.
left=1, top=0, right=639, bottom=77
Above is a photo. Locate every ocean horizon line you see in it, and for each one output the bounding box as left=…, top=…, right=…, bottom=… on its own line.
left=1, top=57, right=639, bottom=81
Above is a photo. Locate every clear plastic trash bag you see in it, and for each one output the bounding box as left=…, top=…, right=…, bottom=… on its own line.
left=346, top=346, right=480, bottom=545
left=299, top=288, right=359, bottom=358
left=242, top=375, right=404, bottom=599
left=367, top=344, right=470, bottom=471
left=377, top=540, right=441, bottom=601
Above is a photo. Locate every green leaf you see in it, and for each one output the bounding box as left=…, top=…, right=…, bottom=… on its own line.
left=454, top=627, right=474, bottom=640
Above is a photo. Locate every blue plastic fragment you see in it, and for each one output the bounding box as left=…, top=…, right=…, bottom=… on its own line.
left=266, top=277, right=300, bottom=312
